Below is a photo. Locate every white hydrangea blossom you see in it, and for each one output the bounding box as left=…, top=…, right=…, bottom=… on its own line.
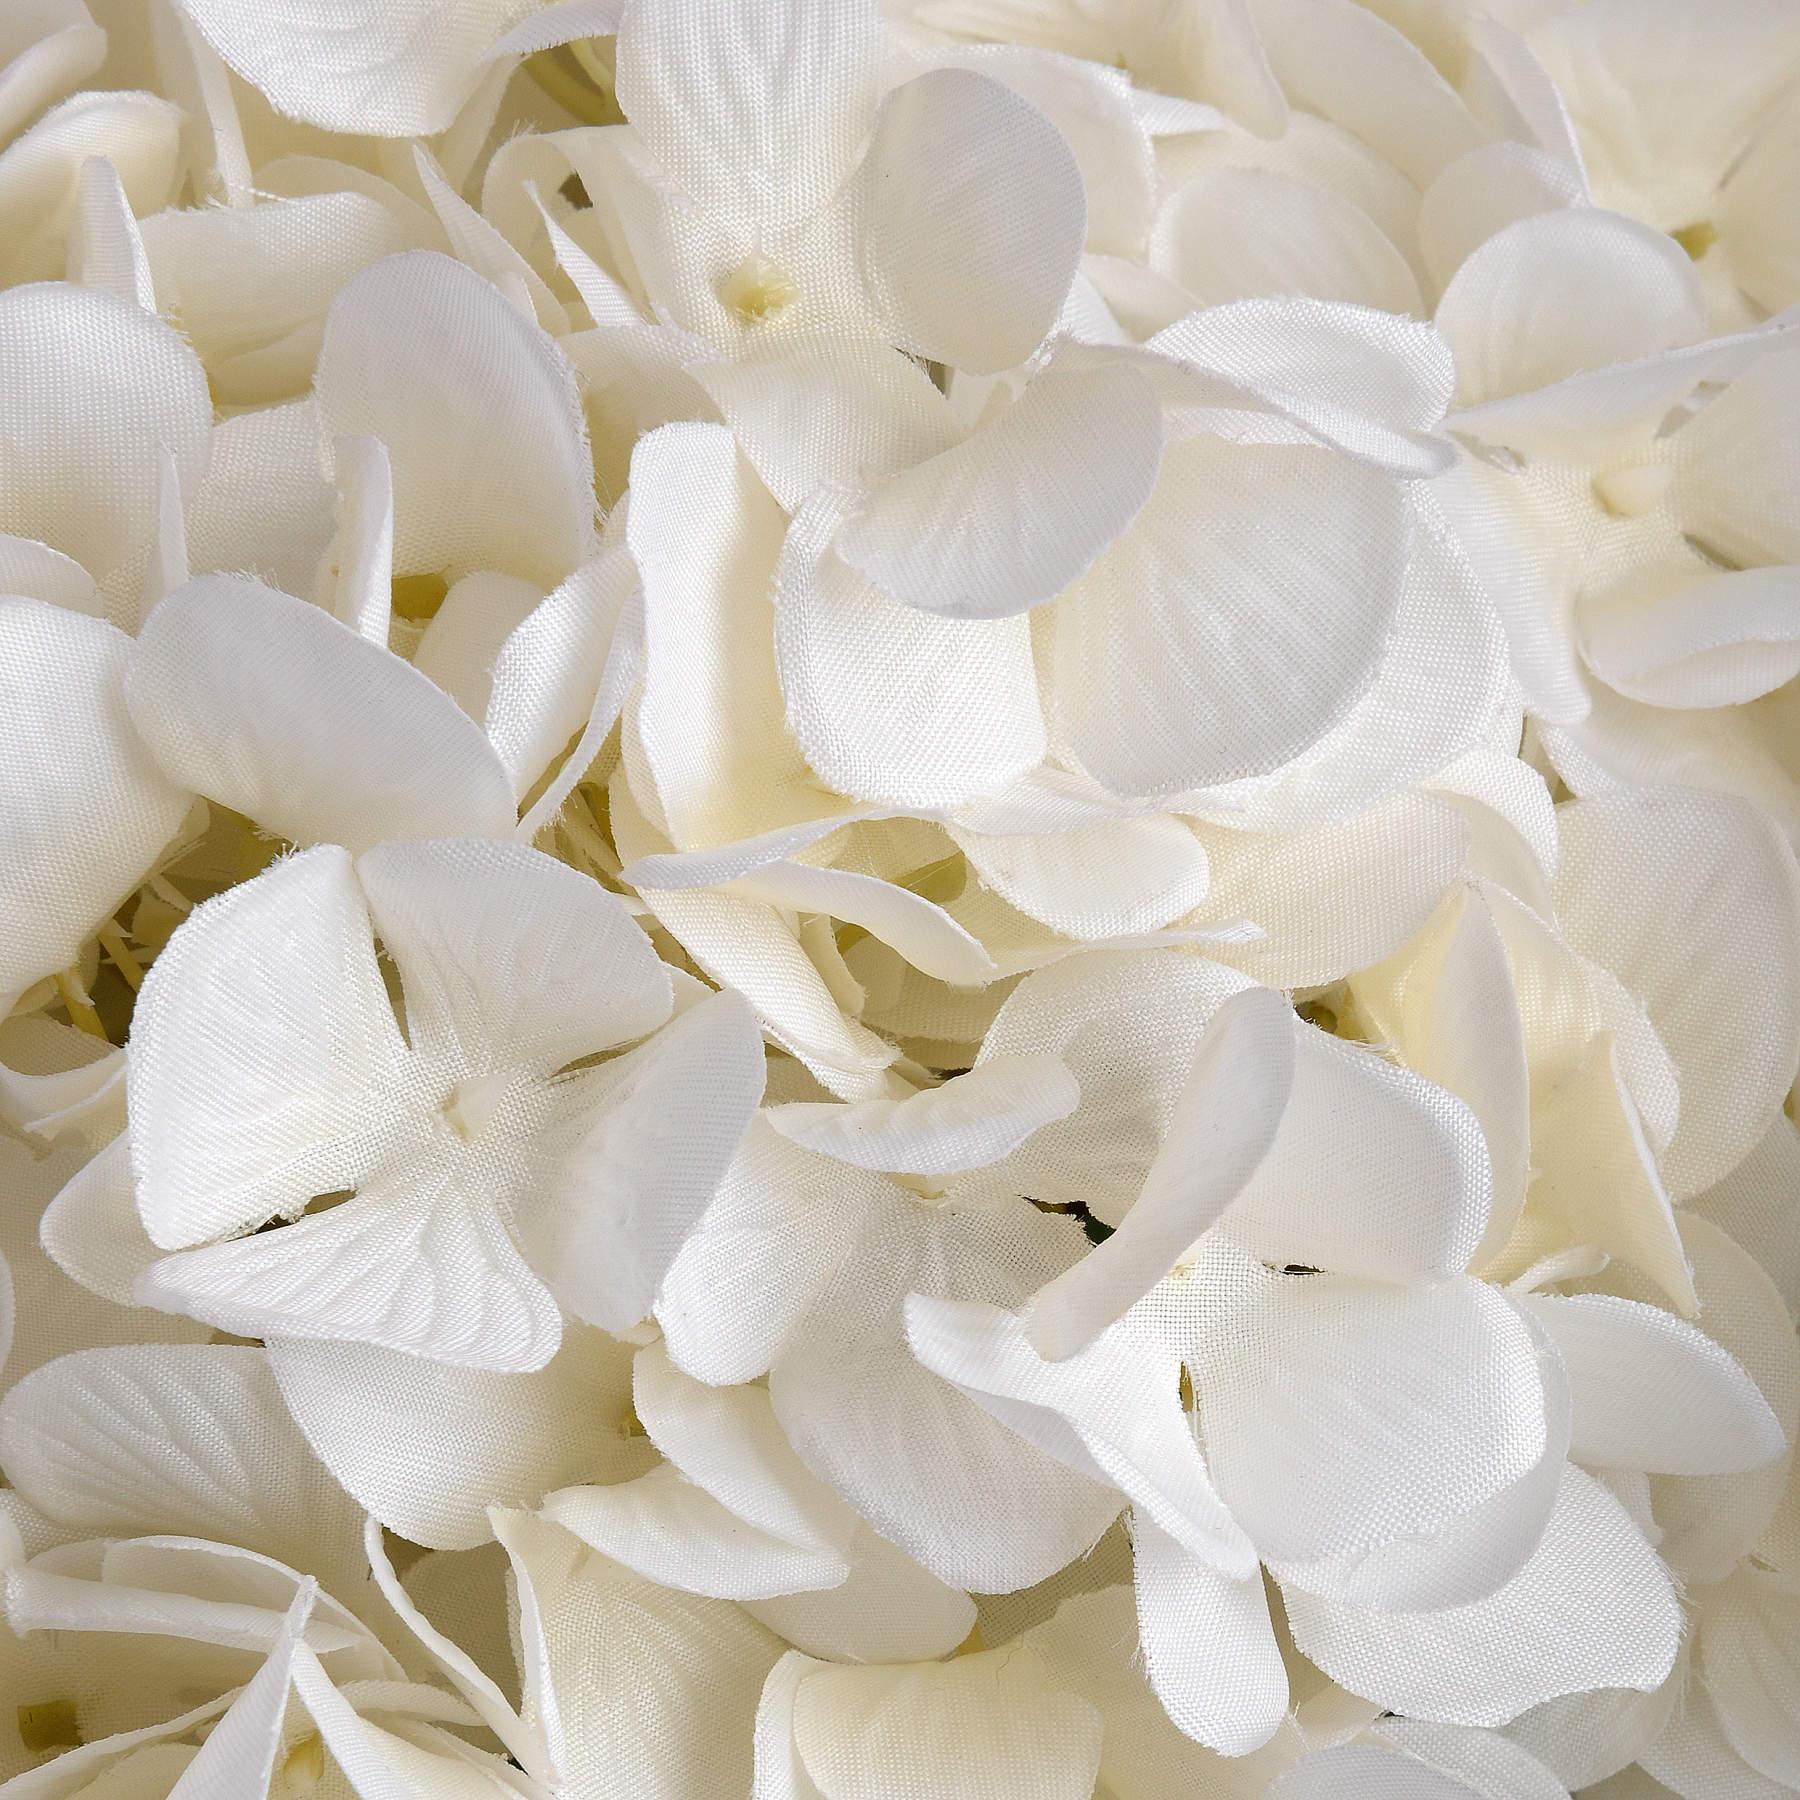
left=0, top=0, right=1797, bottom=1794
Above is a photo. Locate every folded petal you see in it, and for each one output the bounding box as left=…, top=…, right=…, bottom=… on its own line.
left=835, top=362, right=1163, bottom=619
left=267, top=1327, right=647, bottom=1552
left=774, top=490, right=1046, bottom=807
left=860, top=67, right=1085, bottom=373
left=355, top=836, right=671, bottom=1072
left=1026, top=986, right=1294, bottom=1359
left=0, top=600, right=190, bottom=998
left=1518, top=1291, right=1785, bottom=1476
left=127, top=575, right=518, bottom=851
left=1284, top=1465, right=1681, bottom=1725
left=1049, top=437, right=1404, bottom=797
left=1132, top=1513, right=1287, bottom=1755
left=127, top=844, right=410, bottom=1249
left=316, top=251, right=594, bottom=587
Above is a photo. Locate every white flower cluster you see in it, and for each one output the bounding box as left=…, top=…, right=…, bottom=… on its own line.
left=0, top=0, right=1798, bottom=1795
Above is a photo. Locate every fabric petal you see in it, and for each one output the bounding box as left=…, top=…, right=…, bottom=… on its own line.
left=835, top=361, right=1163, bottom=619
left=860, top=67, right=1085, bottom=373
left=127, top=844, right=409, bottom=1249
left=1284, top=1465, right=1681, bottom=1725
left=1026, top=987, right=1294, bottom=1359
left=267, top=1326, right=648, bottom=1551
left=127, top=575, right=518, bottom=851
left=315, top=251, right=594, bottom=588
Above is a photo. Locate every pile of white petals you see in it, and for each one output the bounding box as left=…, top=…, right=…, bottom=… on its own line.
left=3, top=0, right=1800, bottom=1794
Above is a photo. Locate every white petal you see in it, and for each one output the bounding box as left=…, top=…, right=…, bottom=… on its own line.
left=1284, top=1465, right=1681, bottom=1725
left=1154, top=168, right=1419, bottom=314
left=656, top=1121, right=881, bottom=1387
left=1435, top=209, right=1703, bottom=407
left=774, top=490, right=1046, bottom=807
left=127, top=576, right=518, bottom=851
left=1226, top=1027, right=1491, bottom=1284
left=1582, top=566, right=1800, bottom=710
left=1050, top=437, right=1404, bottom=797
left=67, top=154, right=155, bottom=313
left=949, top=813, right=1211, bottom=941
left=774, top=1206, right=1127, bottom=1591
left=172, top=0, right=520, bottom=135
left=630, top=423, right=827, bottom=847
left=544, top=1464, right=849, bottom=1601
left=138, top=1160, right=564, bottom=1372
left=1132, top=1514, right=1287, bottom=1755
left=790, top=1654, right=1102, bottom=1800
left=698, top=340, right=959, bottom=514
left=412, top=572, right=544, bottom=725
left=517, top=989, right=766, bottom=1333
left=836, top=361, right=1163, bottom=619
left=614, top=0, right=880, bottom=232
left=315, top=252, right=594, bottom=588
left=1699, top=1565, right=1800, bottom=1788
left=1195, top=1277, right=1548, bottom=1564
left=1553, top=786, right=1800, bottom=1197
left=492, top=1508, right=785, bottom=1800
left=127, top=844, right=408, bottom=1249
left=355, top=836, right=671, bottom=1071
left=0, top=279, right=209, bottom=585
left=0, top=1344, right=363, bottom=1588
left=1026, top=987, right=1294, bottom=1359
left=1417, top=141, right=1585, bottom=295
left=1518, top=1291, right=1785, bottom=1476
left=861, top=67, right=1085, bottom=373
left=768, top=1055, right=1078, bottom=1178
left=267, top=1327, right=646, bottom=1552
left=0, top=600, right=190, bottom=998
left=0, top=2, right=104, bottom=145
left=902, top=1293, right=1253, bottom=1575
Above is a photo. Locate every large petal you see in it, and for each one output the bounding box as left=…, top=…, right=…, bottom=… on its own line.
left=766, top=1055, right=1078, bottom=1178
left=137, top=1159, right=564, bottom=1373
left=0, top=1344, right=363, bottom=1591
left=1699, top=1565, right=1800, bottom=1789
left=1193, top=1276, right=1549, bottom=1564
left=835, top=361, right=1163, bottom=619
left=1435, top=208, right=1704, bottom=408
left=1132, top=1514, right=1287, bottom=1756
left=0, top=279, right=210, bottom=586
left=860, top=67, right=1085, bottom=374
left=1224, top=1026, right=1492, bottom=1284
left=1049, top=437, right=1404, bottom=798
left=1553, top=785, right=1800, bottom=1197
left=354, top=836, right=671, bottom=1072
left=0, top=600, right=189, bottom=998
left=517, top=989, right=766, bottom=1333
left=315, top=251, right=594, bottom=587
left=1025, top=986, right=1295, bottom=1359
left=773, top=1203, right=1127, bottom=1591
left=773, top=490, right=1046, bottom=807
left=630, top=422, right=829, bottom=846
left=902, top=1293, right=1254, bottom=1575
left=126, top=576, right=518, bottom=851
left=1517, top=1291, right=1785, bottom=1477
left=267, top=1327, right=648, bottom=1551
left=613, top=0, right=881, bottom=233
left=171, top=0, right=521, bottom=136
left=493, top=1507, right=785, bottom=1800
left=126, top=844, right=409, bottom=1249
left=1283, top=1466, right=1681, bottom=1725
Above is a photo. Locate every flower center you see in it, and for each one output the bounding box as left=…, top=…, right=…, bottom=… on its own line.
left=1592, top=462, right=1673, bottom=519
left=281, top=1733, right=326, bottom=1790
left=720, top=252, right=799, bottom=322
left=441, top=1072, right=516, bottom=1142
